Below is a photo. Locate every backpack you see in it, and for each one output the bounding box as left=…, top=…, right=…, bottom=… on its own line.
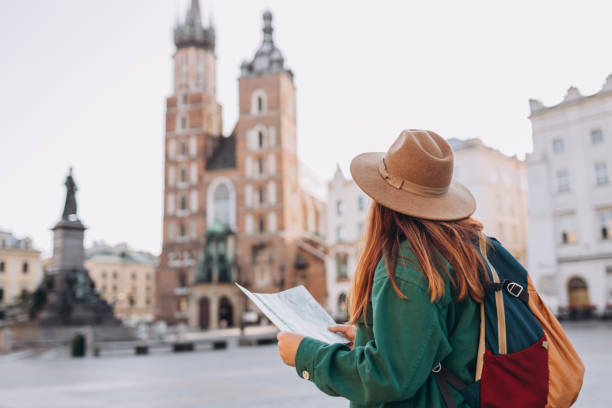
left=433, top=237, right=584, bottom=408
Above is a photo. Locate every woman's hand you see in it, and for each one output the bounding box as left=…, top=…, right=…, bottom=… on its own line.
left=277, top=332, right=304, bottom=367
left=329, top=325, right=356, bottom=349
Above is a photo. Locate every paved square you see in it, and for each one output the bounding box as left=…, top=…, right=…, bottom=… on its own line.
left=0, top=322, right=609, bottom=407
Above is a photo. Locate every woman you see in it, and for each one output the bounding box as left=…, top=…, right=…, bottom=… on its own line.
left=277, top=129, right=490, bottom=407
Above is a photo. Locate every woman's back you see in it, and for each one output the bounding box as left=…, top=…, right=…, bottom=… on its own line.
left=298, top=240, right=480, bottom=408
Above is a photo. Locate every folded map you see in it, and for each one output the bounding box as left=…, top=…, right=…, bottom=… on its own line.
left=235, top=283, right=350, bottom=344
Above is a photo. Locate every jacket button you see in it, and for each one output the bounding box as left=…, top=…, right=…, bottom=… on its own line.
left=302, top=370, right=310, bottom=380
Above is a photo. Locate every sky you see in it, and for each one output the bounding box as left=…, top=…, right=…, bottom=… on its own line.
left=2, top=0, right=612, bottom=257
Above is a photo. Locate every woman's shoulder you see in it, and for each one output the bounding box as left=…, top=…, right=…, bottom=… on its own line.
left=373, top=240, right=430, bottom=293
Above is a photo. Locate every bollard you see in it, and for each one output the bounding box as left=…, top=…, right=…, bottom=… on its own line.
left=71, top=333, right=86, bottom=357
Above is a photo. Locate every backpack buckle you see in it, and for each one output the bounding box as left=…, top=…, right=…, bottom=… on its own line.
left=506, top=282, right=524, bottom=298
left=432, top=362, right=442, bottom=373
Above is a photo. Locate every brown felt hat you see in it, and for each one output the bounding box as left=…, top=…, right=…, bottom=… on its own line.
left=350, top=129, right=476, bottom=221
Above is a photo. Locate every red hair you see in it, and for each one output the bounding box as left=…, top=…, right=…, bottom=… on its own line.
left=348, top=202, right=489, bottom=325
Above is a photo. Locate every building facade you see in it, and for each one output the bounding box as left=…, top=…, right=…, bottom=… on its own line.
left=85, top=242, right=157, bottom=324
left=325, top=167, right=371, bottom=321
left=527, top=75, right=612, bottom=314
left=157, top=2, right=327, bottom=328
left=0, top=231, right=42, bottom=306
left=448, top=138, right=529, bottom=265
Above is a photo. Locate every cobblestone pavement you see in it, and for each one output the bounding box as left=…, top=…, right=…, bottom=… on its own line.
left=0, top=322, right=609, bottom=407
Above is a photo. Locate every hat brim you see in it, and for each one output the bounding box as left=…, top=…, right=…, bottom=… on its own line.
left=350, top=152, right=476, bottom=221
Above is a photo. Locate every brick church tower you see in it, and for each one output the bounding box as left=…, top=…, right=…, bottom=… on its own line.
left=157, top=4, right=327, bottom=328
left=157, top=0, right=223, bottom=323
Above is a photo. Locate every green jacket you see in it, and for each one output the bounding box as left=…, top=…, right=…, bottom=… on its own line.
left=294, top=242, right=479, bottom=407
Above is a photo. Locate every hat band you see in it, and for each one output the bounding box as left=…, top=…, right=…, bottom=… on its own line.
left=378, top=157, right=449, bottom=197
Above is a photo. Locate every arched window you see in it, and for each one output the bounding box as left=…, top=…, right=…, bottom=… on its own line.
left=251, top=89, right=267, bottom=115
left=213, top=183, right=231, bottom=226
left=207, top=178, right=236, bottom=230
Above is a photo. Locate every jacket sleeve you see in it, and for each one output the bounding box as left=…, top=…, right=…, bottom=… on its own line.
left=294, top=264, right=451, bottom=405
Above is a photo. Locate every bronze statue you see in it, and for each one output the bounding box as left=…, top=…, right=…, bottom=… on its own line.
left=62, top=167, right=78, bottom=220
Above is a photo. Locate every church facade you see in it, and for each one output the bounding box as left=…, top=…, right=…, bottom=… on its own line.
left=156, top=1, right=327, bottom=328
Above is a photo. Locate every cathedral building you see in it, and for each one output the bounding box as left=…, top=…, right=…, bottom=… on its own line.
left=156, top=1, right=327, bottom=328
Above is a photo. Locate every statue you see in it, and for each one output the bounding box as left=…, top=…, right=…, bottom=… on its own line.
left=62, top=167, right=78, bottom=220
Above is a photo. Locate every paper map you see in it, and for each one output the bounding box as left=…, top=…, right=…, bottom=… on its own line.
left=235, top=283, right=350, bottom=344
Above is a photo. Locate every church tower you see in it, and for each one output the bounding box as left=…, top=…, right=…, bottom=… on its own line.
left=232, top=11, right=325, bottom=298
left=157, top=0, right=223, bottom=323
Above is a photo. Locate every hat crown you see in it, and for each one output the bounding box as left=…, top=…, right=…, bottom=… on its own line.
left=384, top=130, right=454, bottom=190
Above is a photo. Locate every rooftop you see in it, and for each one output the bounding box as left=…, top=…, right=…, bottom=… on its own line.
left=529, top=73, right=612, bottom=116
left=86, top=241, right=157, bottom=265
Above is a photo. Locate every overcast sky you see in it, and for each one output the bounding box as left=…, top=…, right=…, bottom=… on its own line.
left=2, top=0, right=612, bottom=257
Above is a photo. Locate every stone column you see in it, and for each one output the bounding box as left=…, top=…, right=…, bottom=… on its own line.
left=209, top=293, right=218, bottom=330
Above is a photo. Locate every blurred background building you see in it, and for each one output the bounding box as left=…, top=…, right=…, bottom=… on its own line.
left=528, top=74, right=612, bottom=315
left=0, top=231, right=42, bottom=308
left=85, top=242, right=157, bottom=325
left=448, top=138, right=528, bottom=265
left=156, top=2, right=327, bottom=329
left=325, top=166, right=371, bottom=321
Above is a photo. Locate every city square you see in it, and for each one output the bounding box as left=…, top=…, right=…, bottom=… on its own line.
left=0, top=322, right=609, bottom=407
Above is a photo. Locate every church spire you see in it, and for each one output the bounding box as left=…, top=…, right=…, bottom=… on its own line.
left=174, top=0, right=215, bottom=51
left=185, top=0, right=202, bottom=26
left=240, top=10, right=292, bottom=79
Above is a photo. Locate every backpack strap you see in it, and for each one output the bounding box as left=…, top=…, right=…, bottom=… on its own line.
left=485, top=279, right=529, bottom=304
left=432, top=363, right=467, bottom=408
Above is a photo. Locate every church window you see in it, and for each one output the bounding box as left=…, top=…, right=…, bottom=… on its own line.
left=258, top=131, right=264, bottom=148
left=251, top=90, right=267, bottom=115
left=245, top=184, right=253, bottom=207
left=168, top=140, right=176, bottom=159
left=22, top=262, right=28, bottom=274
left=178, top=272, right=187, bottom=288
left=213, top=183, right=231, bottom=226
left=268, top=154, right=276, bottom=174
left=267, top=181, right=276, bottom=204
left=258, top=158, right=264, bottom=175
left=246, top=214, right=254, bottom=234
left=190, top=220, right=197, bottom=238
left=190, top=190, right=198, bottom=212
left=167, top=193, right=175, bottom=215
left=268, top=212, right=277, bottom=232
left=190, top=163, right=197, bottom=184
left=189, top=137, right=197, bottom=157
left=168, top=166, right=176, bottom=186
left=258, top=216, right=265, bottom=233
